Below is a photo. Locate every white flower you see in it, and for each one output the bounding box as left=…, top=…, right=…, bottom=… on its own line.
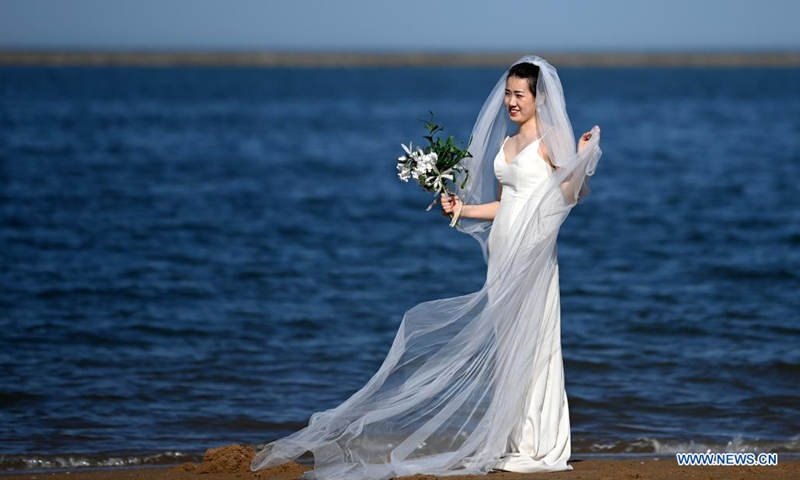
left=397, top=163, right=411, bottom=182
left=422, top=153, right=438, bottom=172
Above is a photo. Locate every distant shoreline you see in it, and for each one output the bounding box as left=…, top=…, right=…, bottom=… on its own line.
left=1, top=50, right=799, bottom=67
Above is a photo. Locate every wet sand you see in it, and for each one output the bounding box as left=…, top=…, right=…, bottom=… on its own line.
left=1, top=445, right=797, bottom=480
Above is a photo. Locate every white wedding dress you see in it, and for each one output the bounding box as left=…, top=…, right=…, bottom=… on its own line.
left=487, top=135, right=572, bottom=473
left=251, top=55, right=600, bottom=480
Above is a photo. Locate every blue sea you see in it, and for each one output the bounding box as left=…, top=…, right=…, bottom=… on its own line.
left=1, top=65, right=798, bottom=471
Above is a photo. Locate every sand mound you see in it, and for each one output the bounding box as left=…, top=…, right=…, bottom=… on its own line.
left=196, top=444, right=255, bottom=474
left=169, top=444, right=307, bottom=478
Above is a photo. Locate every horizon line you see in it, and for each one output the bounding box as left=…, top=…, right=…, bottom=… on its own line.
left=1, top=50, right=799, bottom=67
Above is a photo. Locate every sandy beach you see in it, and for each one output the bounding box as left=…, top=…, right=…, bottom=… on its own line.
left=1, top=445, right=797, bottom=480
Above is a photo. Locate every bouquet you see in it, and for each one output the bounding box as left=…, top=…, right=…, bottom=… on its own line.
left=396, top=113, right=472, bottom=227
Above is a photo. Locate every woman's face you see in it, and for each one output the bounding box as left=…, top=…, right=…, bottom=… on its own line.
left=504, top=76, right=536, bottom=126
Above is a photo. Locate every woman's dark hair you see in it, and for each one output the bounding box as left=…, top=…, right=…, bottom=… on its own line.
left=507, top=63, right=540, bottom=96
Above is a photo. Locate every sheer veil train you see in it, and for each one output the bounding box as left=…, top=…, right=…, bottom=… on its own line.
left=250, top=55, right=602, bottom=480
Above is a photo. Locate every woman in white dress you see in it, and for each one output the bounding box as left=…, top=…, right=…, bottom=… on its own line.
left=251, top=55, right=602, bottom=480
left=441, top=60, right=597, bottom=472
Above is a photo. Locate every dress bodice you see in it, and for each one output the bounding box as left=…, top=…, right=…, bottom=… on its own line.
left=487, top=136, right=555, bottom=258
left=494, top=136, right=553, bottom=201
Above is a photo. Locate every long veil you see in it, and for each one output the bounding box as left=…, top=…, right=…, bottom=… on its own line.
left=251, top=55, right=602, bottom=480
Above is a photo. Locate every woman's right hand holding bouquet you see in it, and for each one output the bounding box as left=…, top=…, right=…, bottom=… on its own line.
left=440, top=194, right=462, bottom=218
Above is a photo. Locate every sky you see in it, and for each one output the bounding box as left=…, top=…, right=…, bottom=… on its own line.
left=0, top=0, right=798, bottom=52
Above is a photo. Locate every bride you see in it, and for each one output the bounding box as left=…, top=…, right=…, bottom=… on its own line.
left=251, top=55, right=602, bottom=480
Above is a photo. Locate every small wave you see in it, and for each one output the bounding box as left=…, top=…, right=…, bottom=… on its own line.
left=0, top=391, right=47, bottom=407
left=0, top=451, right=201, bottom=472
left=581, top=434, right=800, bottom=454
left=5, top=436, right=798, bottom=471
left=706, top=264, right=797, bottom=282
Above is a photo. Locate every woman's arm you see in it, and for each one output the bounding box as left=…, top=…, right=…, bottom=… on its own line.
left=441, top=182, right=503, bottom=221
left=460, top=201, right=500, bottom=221
left=540, top=140, right=579, bottom=204
left=558, top=127, right=599, bottom=204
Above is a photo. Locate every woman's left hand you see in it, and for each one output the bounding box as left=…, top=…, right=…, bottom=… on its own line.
left=578, top=125, right=600, bottom=151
